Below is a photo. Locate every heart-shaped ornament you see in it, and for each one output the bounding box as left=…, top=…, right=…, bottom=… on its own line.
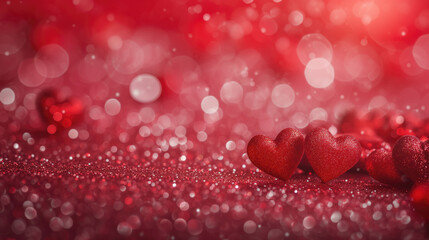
left=392, top=135, right=429, bottom=183
left=305, top=128, right=361, bottom=182
left=37, top=89, right=84, bottom=133
left=366, top=149, right=404, bottom=185
left=247, top=128, right=305, bottom=181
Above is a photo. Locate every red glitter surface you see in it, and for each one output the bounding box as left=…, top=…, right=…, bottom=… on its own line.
left=0, top=130, right=428, bottom=239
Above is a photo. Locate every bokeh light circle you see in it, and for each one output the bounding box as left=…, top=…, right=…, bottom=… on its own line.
left=68, top=129, right=79, bottom=139
left=110, top=40, right=144, bottom=74
left=105, top=98, right=121, bottom=116
left=129, top=74, right=162, bottom=103
left=271, top=83, right=295, bottom=108
left=310, top=107, right=328, bottom=122
left=297, top=33, right=333, bottom=65
left=0, top=88, right=15, bottom=105
left=201, top=96, right=219, bottom=114
left=304, top=58, right=335, bottom=88
left=34, top=44, right=69, bottom=78
left=413, top=34, right=429, bottom=70
left=18, top=59, right=47, bottom=87
left=289, top=11, right=304, bottom=26
left=400, top=47, right=424, bottom=76
left=220, top=81, right=243, bottom=104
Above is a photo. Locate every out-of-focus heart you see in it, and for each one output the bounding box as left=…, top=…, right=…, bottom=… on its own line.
left=37, top=89, right=84, bottom=133
left=366, top=149, right=404, bottom=185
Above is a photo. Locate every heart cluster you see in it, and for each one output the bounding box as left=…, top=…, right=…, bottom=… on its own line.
left=247, top=127, right=429, bottom=185
left=248, top=128, right=362, bottom=183
left=247, top=125, right=429, bottom=221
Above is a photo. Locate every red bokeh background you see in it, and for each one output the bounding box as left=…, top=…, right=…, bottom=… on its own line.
left=1, top=0, right=429, bottom=239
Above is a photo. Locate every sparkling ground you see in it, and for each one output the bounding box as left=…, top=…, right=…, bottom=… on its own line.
left=0, top=139, right=427, bottom=239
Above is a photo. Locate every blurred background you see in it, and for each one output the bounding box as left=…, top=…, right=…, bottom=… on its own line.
left=1, top=0, right=429, bottom=141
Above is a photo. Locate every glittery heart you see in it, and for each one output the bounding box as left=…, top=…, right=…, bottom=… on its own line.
left=37, top=89, right=84, bottom=132
left=305, top=128, right=361, bottom=183
left=392, top=136, right=429, bottom=183
left=366, top=149, right=404, bottom=185
left=410, top=184, right=429, bottom=221
left=247, top=128, right=305, bottom=181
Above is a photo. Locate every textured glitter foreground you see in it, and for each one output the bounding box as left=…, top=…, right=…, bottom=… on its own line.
left=0, top=134, right=428, bottom=239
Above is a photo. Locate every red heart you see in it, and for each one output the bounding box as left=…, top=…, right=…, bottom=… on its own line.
left=392, top=136, right=429, bottom=183
left=37, top=89, right=84, bottom=134
left=366, top=149, right=404, bottom=185
left=410, top=183, right=429, bottom=221
left=298, top=120, right=332, bottom=172
left=305, top=128, right=361, bottom=182
left=247, top=128, right=304, bottom=181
